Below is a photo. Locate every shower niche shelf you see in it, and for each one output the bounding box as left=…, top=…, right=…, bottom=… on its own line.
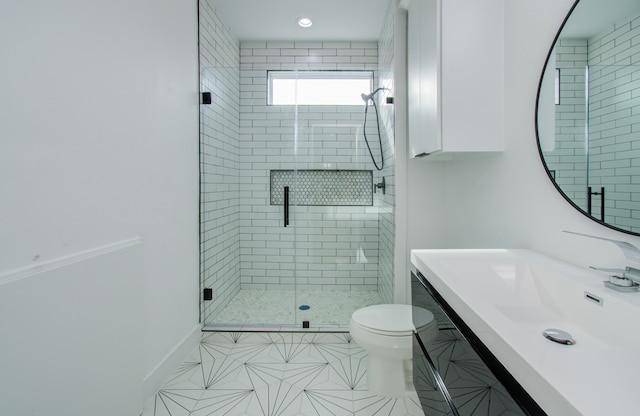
left=270, top=169, right=373, bottom=206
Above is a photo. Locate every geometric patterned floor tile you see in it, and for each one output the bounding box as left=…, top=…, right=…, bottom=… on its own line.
left=189, top=388, right=255, bottom=416
left=299, top=389, right=356, bottom=415
left=352, top=393, right=425, bottom=416
left=144, top=331, right=427, bottom=416
left=144, top=329, right=534, bottom=416
left=324, top=347, right=368, bottom=391
left=145, top=389, right=204, bottom=416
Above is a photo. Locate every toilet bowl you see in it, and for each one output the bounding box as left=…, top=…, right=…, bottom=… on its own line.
left=349, top=304, right=438, bottom=397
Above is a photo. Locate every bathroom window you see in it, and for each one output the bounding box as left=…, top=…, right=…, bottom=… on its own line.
left=268, top=71, right=373, bottom=105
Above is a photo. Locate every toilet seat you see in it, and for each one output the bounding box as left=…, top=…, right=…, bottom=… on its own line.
left=351, top=304, right=435, bottom=336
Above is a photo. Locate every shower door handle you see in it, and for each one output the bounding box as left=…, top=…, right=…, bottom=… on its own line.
left=284, top=186, right=290, bottom=227
left=588, top=186, right=605, bottom=222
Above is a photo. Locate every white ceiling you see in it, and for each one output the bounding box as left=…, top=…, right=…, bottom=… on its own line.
left=209, top=0, right=391, bottom=41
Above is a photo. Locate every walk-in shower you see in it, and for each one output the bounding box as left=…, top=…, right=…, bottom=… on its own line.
left=199, top=1, right=396, bottom=330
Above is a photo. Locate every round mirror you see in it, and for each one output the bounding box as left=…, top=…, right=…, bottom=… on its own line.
left=536, top=0, right=640, bottom=236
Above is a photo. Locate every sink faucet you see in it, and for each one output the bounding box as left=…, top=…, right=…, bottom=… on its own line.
left=562, top=230, right=640, bottom=292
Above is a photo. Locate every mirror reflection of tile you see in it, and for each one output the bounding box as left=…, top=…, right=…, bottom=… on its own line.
left=271, top=170, right=373, bottom=206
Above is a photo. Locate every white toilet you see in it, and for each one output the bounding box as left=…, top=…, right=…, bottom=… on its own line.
left=349, top=304, right=438, bottom=397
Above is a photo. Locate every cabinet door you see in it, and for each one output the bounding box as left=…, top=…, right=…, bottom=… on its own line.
left=411, top=272, right=536, bottom=415
left=407, top=0, right=441, bottom=157
left=440, top=0, right=504, bottom=153
left=413, top=334, right=457, bottom=416
left=406, top=0, right=504, bottom=158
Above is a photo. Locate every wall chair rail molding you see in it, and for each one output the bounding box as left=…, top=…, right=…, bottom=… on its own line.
left=0, top=238, right=144, bottom=415
left=0, top=237, right=142, bottom=286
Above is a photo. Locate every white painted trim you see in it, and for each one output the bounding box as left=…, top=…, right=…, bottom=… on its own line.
left=143, top=323, right=202, bottom=405
left=0, top=237, right=142, bottom=286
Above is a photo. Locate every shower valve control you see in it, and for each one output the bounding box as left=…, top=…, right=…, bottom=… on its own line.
left=374, top=177, right=386, bottom=195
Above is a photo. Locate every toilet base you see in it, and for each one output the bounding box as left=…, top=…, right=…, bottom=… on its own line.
left=349, top=304, right=437, bottom=398
left=367, top=355, right=415, bottom=397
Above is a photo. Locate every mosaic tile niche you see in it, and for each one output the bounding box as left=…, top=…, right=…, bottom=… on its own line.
left=271, top=170, right=373, bottom=206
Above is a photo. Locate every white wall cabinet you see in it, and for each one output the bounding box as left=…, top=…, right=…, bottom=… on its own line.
left=405, top=0, right=504, bottom=159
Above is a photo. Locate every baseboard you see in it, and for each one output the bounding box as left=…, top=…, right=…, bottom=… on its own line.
left=142, top=323, right=202, bottom=405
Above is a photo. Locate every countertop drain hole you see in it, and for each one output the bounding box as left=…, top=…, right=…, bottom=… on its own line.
left=543, top=328, right=575, bottom=345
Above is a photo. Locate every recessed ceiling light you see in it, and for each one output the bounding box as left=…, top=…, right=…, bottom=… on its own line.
left=297, top=17, right=313, bottom=28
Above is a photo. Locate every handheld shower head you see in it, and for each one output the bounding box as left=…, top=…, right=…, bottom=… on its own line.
left=360, top=87, right=387, bottom=171
left=360, top=87, right=387, bottom=103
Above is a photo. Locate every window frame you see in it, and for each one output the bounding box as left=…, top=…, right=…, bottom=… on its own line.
left=267, top=70, right=374, bottom=106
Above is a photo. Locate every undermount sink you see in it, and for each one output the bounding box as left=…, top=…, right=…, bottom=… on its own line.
left=411, top=249, right=640, bottom=416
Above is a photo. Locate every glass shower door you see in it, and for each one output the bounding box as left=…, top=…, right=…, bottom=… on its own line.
left=239, top=84, right=299, bottom=327
left=288, top=68, right=387, bottom=329
left=199, top=64, right=300, bottom=328
left=200, top=65, right=391, bottom=329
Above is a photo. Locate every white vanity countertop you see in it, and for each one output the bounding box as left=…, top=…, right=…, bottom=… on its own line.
left=411, top=249, right=640, bottom=416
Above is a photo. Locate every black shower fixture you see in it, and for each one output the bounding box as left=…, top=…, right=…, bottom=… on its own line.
left=361, top=87, right=387, bottom=171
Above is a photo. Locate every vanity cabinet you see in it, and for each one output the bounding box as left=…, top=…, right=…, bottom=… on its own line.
left=411, top=271, right=544, bottom=416
left=405, top=0, right=504, bottom=159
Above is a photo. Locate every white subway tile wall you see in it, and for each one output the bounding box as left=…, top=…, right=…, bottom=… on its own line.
left=544, top=39, right=588, bottom=210
left=239, top=40, right=384, bottom=292
left=199, top=3, right=242, bottom=323
left=546, top=13, right=640, bottom=232
left=587, top=13, right=640, bottom=232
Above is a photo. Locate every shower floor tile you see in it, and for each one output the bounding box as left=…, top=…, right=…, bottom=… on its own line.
left=143, top=332, right=425, bottom=416
left=207, top=290, right=383, bottom=329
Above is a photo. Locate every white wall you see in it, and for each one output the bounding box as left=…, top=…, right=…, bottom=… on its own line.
left=0, top=0, right=200, bottom=413
left=436, top=0, right=640, bottom=267
left=0, top=241, right=143, bottom=416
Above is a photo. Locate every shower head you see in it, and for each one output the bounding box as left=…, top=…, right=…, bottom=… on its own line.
left=360, top=87, right=387, bottom=103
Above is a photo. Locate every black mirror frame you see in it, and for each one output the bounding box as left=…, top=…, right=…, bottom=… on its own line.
left=534, top=0, right=640, bottom=237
